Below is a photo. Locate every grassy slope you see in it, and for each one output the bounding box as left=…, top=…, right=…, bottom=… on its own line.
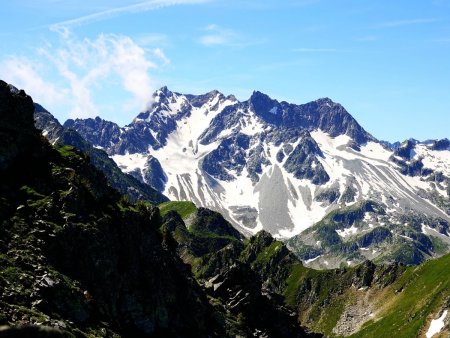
left=159, top=201, right=197, bottom=219
left=281, top=253, right=450, bottom=338
left=352, top=254, right=450, bottom=338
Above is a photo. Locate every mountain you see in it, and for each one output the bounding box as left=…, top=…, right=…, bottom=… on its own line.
left=1, top=79, right=449, bottom=337
left=0, top=80, right=315, bottom=337
left=65, top=87, right=450, bottom=267
left=159, top=201, right=450, bottom=338
left=33, top=102, right=168, bottom=205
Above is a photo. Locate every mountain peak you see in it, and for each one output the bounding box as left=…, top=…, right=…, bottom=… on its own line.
left=315, top=97, right=336, bottom=106
left=153, top=86, right=178, bottom=101
left=250, top=90, right=271, bottom=101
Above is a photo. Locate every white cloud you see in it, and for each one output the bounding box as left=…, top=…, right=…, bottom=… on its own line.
left=37, top=34, right=159, bottom=118
left=1, top=33, right=169, bottom=121
left=0, top=56, right=67, bottom=108
left=153, top=48, right=170, bottom=65
left=50, top=0, right=211, bottom=31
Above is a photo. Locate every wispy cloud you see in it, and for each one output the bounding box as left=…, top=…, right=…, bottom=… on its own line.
left=153, top=48, right=170, bottom=65
left=0, top=56, right=68, bottom=107
left=38, top=34, right=161, bottom=118
left=376, top=18, right=438, bottom=28
left=2, top=33, right=170, bottom=120
left=292, top=48, right=337, bottom=52
left=214, top=0, right=319, bottom=10
left=50, top=0, right=210, bottom=32
left=198, top=24, right=235, bottom=46
left=198, top=24, right=264, bottom=47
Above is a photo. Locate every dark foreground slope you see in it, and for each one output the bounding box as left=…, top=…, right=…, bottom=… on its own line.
left=0, top=81, right=313, bottom=337
left=0, top=81, right=220, bottom=336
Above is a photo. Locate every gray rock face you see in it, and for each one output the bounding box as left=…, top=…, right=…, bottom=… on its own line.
left=202, top=134, right=250, bottom=181
left=64, top=117, right=124, bottom=153
left=283, top=132, right=329, bottom=184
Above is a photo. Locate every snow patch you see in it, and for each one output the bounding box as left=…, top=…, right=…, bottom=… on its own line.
left=426, top=310, right=448, bottom=338
left=304, top=255, right=323, bottom=264
left=111, top=153, right=149, bottom=173
left=336, top=226, right=359, bottom=238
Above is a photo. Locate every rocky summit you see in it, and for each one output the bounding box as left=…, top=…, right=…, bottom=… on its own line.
left=61, top=87, right=450, bottom=268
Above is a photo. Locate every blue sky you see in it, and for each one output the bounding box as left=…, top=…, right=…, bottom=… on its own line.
left=1, top=0, right=449, bottom=142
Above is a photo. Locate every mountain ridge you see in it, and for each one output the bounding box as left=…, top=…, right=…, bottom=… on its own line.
left=31, top=85, right=450, bottom=267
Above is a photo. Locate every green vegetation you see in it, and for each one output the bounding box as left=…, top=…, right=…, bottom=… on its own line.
left=56, top=145, right=78, bottom=158
left=19, top=185, right=44, bottom=199
left=351, top=254, right=450, bottom=338
left=159, top=200, right=197, bottom=219
left=253, top=241, right=283, bottom=265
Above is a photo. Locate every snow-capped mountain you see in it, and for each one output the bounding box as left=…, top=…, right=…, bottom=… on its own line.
left=64, top=87, right=450, bottom=265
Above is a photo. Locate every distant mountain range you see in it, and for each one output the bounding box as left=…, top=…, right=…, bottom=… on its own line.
left=50, top=86, right=450, bottom=268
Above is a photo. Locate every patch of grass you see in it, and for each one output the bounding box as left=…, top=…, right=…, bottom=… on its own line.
left=253, top=241, right=283, bottom=265
left=158, top=201, right=196, bottom=219
left=0, top=266, right=23, bottom=285
left=56, top=145, right=78, bottom=158
left=20, top=185, right=44, bottom=199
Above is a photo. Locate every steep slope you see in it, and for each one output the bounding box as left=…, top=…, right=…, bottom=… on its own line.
left=0, top=80, right=219, bottom=336
left=33, top=103, right=168, bottom=204
left=65, top=87, right=450, bottom=266
left=0, top=80, right=317, bottom=337
left=162, top=201, right=450, bottom=338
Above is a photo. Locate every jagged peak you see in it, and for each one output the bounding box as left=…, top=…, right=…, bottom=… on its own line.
left=63, top=116, right=120, bottom=130
left=157, top=85, right=173, bottom=97
left=399, top=138, right=419, bottom=148
left=249, top=90, right=274, bottom=102
left=430, top=138, right=450, bottom=151
left=252, top=229, right=275, bottom=243
left=314, top=97, right=336, bottom=105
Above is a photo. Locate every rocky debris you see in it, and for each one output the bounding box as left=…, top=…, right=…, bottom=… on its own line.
left=332, top=291, right=375, bottom=336
left=203, top=262, right=312, bottom=338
